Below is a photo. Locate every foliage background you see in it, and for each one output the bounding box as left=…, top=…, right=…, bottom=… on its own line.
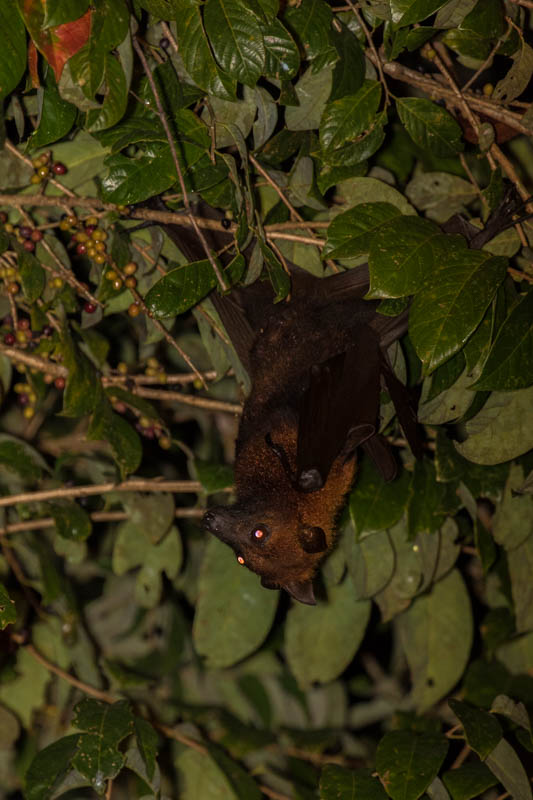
left=0, top=0, right=533, bottom=798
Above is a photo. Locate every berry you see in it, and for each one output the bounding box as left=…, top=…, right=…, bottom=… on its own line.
left=30, top=174, right=42, bottom=185
left=42, top=325, right=53, bottom=337
left=3, top=332, right=15, bottom=345
left=85, top=216, right=98, bottom=227
left=51, top=277, right=63, bottom=288
left=83, top=302, right=97, bottom=314
left=17, top=318, right=30, bottom=330
left=19, top=226, right=32, bottom=239
left=91, top=229, right=107, bottom=242
left=54, top=376, right=66, bottom=390
left=125, top=276, right=137, bottom=289
left=221, top=218, right=231, bottom=230
left=105, top=270, right=117, bottom=281
left=76, top=243, right=87, bottom=255
left=159, top=436, right=171, bottom=449
left=52, top=162, right=67, bottom=175
left=124, top=261, right=137, bottom=275
left=94, top=241, right=106, bottom=252
left=117, top=362, right=128, bottom=374
left=22, top=406, right=35, bottom=419
left=66, top=215, right=77, bottom=227
left=84, top=224, right=96, bottom=235
left=160, top=37, right=170, bottom=49
left=23, top=240, right=35, bottom=252
left=4, top=223, right=13, bottom=233
left=128, top=302, right=141, bottom=317
left=30, top=229, right=43, bottom=242
left=7, top=282, right=19, bottom=295
left=0, top=212, right=7, bottom=224
left=18, top=393, right=29, bottom=406
left=37, top=166, right=49, bottom=179
left=112, top=278, right=123, bottom=291
left=94, top=253, right=106, bottom=265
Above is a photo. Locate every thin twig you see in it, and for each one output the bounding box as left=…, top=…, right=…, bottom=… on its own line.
left=132, top=37, right=228, bottom=293
left=0, top=479, right=218, bottom=509
left=0, top=507, right=205, bottom=536
left=347, top=2, right=389, bottom=105
left=134, top=386, right=241, bottom=414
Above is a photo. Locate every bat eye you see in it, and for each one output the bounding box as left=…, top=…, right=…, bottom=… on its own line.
left=250, top=524, right=270, bottom=544
left=237, top=554, right=245, bottom=565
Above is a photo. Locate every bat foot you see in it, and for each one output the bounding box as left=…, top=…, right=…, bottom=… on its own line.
left=298, top=468, right=323, bottom=492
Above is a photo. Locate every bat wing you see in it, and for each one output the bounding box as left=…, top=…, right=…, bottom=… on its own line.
left=296, top=325, right=382, bottom=491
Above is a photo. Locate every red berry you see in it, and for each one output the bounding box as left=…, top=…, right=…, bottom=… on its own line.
left=3, top=332, right=15, bottom=345
left=76, top=243, right=87, bottom=255
left=23, top=240, right=35, bottom=252
left=18, top=393, right=29, bottom=406
left=42, top=325, right=53, bottom=336
left=84, top=224, right=96, bottom=235
left=30, top=229, right=43, bottom=242
left=19, top=226, right=32, bottom=239
left=0, top=212, right=8, bottom=223
left=17, top=318, right=30, bottom=330
left=54, top=376, right=66, bottom=390
left=83, top=302, right=96, bottom=314
left=52, top=162, right=67, bottom=175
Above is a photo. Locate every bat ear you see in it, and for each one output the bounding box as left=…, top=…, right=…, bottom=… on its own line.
left=298, top=525, right=327, bottom=554
left=283, top=580, right=316, bottom=605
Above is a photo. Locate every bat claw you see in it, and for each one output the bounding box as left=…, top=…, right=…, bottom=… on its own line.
left=298, top=468, right=323, bottom=492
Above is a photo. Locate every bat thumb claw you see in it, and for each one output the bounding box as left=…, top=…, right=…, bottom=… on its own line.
left=298, top=468, right=323, bottom=492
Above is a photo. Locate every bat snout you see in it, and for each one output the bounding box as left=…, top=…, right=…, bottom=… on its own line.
left=202, top=507, right=237, bottom=546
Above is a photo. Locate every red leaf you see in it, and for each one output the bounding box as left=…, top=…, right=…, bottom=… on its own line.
left=28, top=40, right=40, bottom=88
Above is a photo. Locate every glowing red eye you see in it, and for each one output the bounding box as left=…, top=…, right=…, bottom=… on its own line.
left=253, top=529, right=264, bottom=539
left=237, top=555, right=245, bottom=565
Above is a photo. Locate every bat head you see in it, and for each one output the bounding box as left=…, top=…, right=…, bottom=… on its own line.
left=202, top=504, right=329, bottom=605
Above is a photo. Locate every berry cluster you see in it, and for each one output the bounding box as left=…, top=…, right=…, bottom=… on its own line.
left=30, top=151, right=67, bottom=185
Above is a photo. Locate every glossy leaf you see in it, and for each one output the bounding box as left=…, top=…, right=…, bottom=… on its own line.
left=376, top=730, right=448, bottom=800
left=25, top=734, right=81, bottom=800
left=330, top=23, right=365, bottom=102
left=442, top=762, right=497, bottom=800
left=493, top=40, right=533, bottom=104
left=0, top=435, right=47, bottom=481
left=204, top=0, right=265, bottom=87
left=72, top=699, right=134, bottom=787
left=409, top=248, right=507, bottom=373
left=145, top=259, right=219, bottom=318
left=323, top=202, right=401, bottom=260
left=0, top=3, right=26, bottom=98
left=19, top=250, right=46, bottom=304
left=193, top=537, right=278, bottom=668
left=262, top=18, right=299, bottom=79
left=397, top=97, right=464, bottom=157
left=47, top=501, right=92, bottom=542
left=455, top=385, right=533, bottom=464
left=88, top=398, right=142, bottom=478
left=449, top=699, right=502, bottom=759
left=285, top=65, right=333, bottom=131
left=368, top=216, right=446, bottom=298
left=285, top=574, right=370, bottom=688
left=283, top=0, right=335, bottom=68
left=474, top=290, right=533, bottom=390
left=349, top=459, right=411, bottom=535
left=320, top=81, right=382, bottom=154
left=320, top=765, right=388, bottom=799
left=391, top=0, right=449, bottom=26
left=485, top=738, right=533, bottom=800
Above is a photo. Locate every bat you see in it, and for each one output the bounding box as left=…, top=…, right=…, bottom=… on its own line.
left=158, top=211, right=422, bottom=605
left=202, top=266, right=422, bottom=605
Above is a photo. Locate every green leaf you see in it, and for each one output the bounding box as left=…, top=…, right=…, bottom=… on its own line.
left=260, top=241, right=290, bottom=301
left=145, top=259, right=219, bottom=319
left=350, top=459, right=411, bottom=536
left=119, top=492, right=175, bottom=544
left=85, top=54, right=128, bottom=132
left=195, top=460, right=234, bottom=492
left=25, top=734, right=81, bottom=800
left=208, top=744, right=262, bottom=800
left=409, top=248, right=507, bottom=373
left=391, top=0, right=450, bottom=26
left=330, top=23, right=365, bottom=102
left=485, top=737, right=533, bottom=800
left=407, top=459, right=456, bottom=537
left=263, top=18, right=299, bottom=80
left=88, top=398, right=142, bottom=478
left=285, top=574, right=370, bottom=688
left=176, top=748, right=241, bottom=800
left=283, top=0, right=335, bottom=68
left=455, top=385, right=533, bottom=465
left=19, top=250, right=46, bottom=304
left=72, top=699, right=134, bottom=788
left=399, top=570, right=473, bottom=711
left=368, top=216, right=445, bottom=298
left=0, top=3, right=26, bottom=99
left=285, top=65, right=333, bottom=132
left=449, top=699, right=502, bottom=759
left=135, top=527, right=183, bottom=608
left=134, top=718, right=158, bottom=782
left=345, top=528, right=395, bottom=599
left=491, top=695, right=533, bottom=744
left=376, top=730, right=448, bottom=800
left=474, top=290, right=533, bottom=390
left=0, top=583, right=16, bottom=630
left=508, top=532, right=533, bottom=634
left=320, top=765, right=388, bottom=799
left=320, top=81, right=382, bottom=153
left=397, top=97, right=464, bottom=157
left=443, top=762, right=497, bottom=800
left=204, top=0, right=265, bottom=87
left=0, top=434, right=47, bottom=481
left=47, top=501, right=92, bottom=542
left=30, top=75, right=77, bottom=148
left=493, top=463, right=532, bottom=551
left=323, top=202, right=401, bottom=260
left=493, top=40, right=533, bottom=104
left=172, top=0, right=236, bottom=100
left=193, top=537, right=278, bottom=668
left=42, top=0, right=90, bottom=27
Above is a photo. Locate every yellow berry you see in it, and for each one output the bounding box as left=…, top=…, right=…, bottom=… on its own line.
left=94, top=254, right=106, bottom=265
left=159, top=436, right=171, bottom=449
left=105, top=270, right=117, bottom=281
left=30, top=174, right=42, bottom=185
left=125, top=276, right=136, bottom=289
left=85, top=216, right=98, bottom=226
left=483, top=83, right=493, bottom=96
left=193, top=378, right=203, bottom=390
left=128, top=302, right=141, bottom=317
left=112, top=278, right=123, bottom=290
left=51, top=277, right=63, bottom=288
left=124, top=261, right=137, bottom=275
left=91, top=229, right=107, bottom=242
left=94, top=241, right=106, bottom=252
left=117, top=362, right=128, bottom=374
left=23, top=406, right=35, bottom=419
left=147, top=357, right=159, bottom=369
